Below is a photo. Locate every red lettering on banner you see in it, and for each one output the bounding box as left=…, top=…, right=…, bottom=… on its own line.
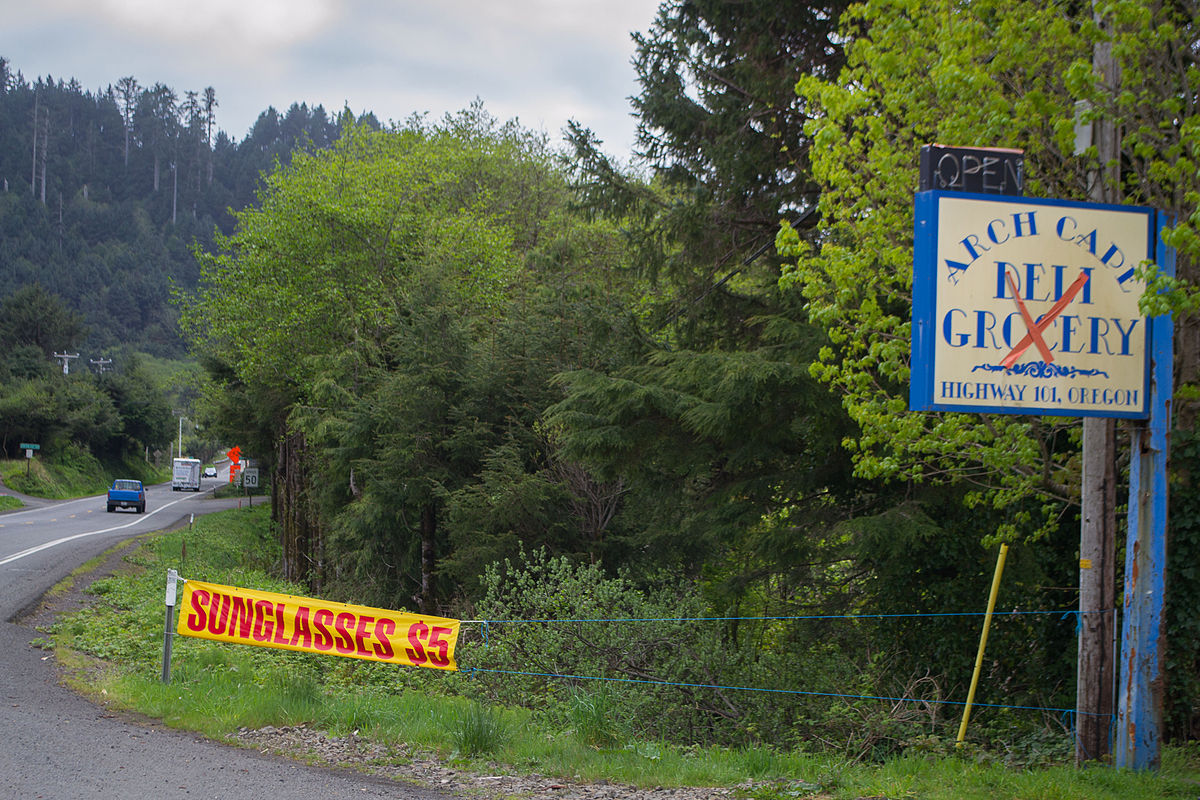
left=272, top=603, right=290, bottom=644
left=333, top=612, right=356, bottom=654
left=207, top=592, right=230, bottom=636
left=427, top=626, right=452, bottom=667
left=354, top=615, right=375, bottom=656
left=373, top=618, right=395, bottom=659
left=229, top=595, right=254, bottom=639
left=187, top=589, right=210, bottom=632
left=253, top=599, right=274, bottom=642
left=406, top=621, right=429, bottom=665
left=180, top=581, right=456, bottom=670
left=289, top=606, right=313, bottom=648
left=313, top=609, right=334, bottom=651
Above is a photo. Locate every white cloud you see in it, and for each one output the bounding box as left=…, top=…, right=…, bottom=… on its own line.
left=33, top=0, right=339, bottom=49
left=1, top=0, right=659, bottom=155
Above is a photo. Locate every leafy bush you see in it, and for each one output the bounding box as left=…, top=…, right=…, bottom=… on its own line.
left=461, top=548, right=948, bottom=756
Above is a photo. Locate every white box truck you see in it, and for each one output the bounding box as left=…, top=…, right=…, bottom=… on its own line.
left=172, top=457, right=202, bottom=491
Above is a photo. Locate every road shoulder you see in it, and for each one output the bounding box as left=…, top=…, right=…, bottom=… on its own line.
left=17, top=538, right=747, bottom=800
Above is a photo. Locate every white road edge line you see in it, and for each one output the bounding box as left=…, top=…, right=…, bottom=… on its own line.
left=0, top=495, right=103, bottom=519
left=0, top=492, right=207, bottom=566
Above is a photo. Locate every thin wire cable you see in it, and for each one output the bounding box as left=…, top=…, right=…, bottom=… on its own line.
left=465, top=667, right=1106, bottom=717
left=452, top=609, right=1108, bottom=720
left=459, top=609, right=1106, bottom=625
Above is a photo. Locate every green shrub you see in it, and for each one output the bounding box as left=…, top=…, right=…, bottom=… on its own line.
left=466, top=548, right=906, bottom=753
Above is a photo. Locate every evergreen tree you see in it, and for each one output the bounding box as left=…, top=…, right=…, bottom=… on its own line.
left=0, top=57, right=377, bottom=359
left=0, top=283, right=87, bottom=356
left=114, top=76, right=139, bottom=167
left=556, top=0, right=864, bottom=600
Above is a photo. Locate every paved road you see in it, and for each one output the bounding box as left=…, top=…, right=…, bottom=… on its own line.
left=0, top=480, right=235, bottom=616
left=0, top=481, right=450, bottom=800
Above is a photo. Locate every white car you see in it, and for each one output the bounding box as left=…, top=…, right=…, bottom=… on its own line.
left=203, top=466, right=218, bottom=478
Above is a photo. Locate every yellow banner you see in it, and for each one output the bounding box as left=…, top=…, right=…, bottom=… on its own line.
left=177, top=579, right=459, bottom=671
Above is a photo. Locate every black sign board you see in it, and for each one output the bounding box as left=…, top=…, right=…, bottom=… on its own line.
left=919, top=144, right=1024, bottom=196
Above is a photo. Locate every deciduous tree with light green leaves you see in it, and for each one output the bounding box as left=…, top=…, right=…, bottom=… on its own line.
left=777, top=0, right=1198, bottom=539
left=184, top=119, right=529, bottom=397
left=182, top=109, right=646, bottom=609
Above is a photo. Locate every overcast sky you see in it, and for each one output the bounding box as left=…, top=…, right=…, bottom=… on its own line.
left=3, top=0, right=663, bottom=161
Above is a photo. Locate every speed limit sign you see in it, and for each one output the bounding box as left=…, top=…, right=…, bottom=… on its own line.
left=243, top=467, right=260, bottom=489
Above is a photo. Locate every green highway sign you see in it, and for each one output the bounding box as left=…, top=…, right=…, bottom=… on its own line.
left=20, top=443, right=40, bottom=450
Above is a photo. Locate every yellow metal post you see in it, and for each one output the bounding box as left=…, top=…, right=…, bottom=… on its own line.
left=957, top=543, right=1009, bottom=747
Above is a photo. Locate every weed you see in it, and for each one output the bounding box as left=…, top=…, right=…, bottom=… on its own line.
left=451, top=701, right=510, bottom=756
left=569, top=684, right=624, bottom=749
left=743, top=745, right=777, bottom=778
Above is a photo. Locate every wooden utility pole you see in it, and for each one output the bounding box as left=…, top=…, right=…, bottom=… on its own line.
left=1078, top=417, right=1116, bottom=762
left=1076, top=17, right=1119, bottom=766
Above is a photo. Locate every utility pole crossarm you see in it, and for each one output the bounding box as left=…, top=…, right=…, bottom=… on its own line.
left=52, top=352, right=79, bottom=375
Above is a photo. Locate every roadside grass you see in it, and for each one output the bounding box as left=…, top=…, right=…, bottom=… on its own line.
left=0, top=493, right=22, bottom=511
left=1, top=454, right=168, bottom=499
left=1, top=458, right=73, bottom=497
left=1, top=454, right=110, bottom=498
left=40, top=505, right=1200, bottom=799
left=43, top=546, right=140, bottom=602
left=211, top=482, right=267, bottom=501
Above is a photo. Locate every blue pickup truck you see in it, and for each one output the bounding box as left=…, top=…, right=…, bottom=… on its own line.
left=106, top=479, right=146, bottom=513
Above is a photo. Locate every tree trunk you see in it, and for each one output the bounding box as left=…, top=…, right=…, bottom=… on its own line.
left=419, top=503, right=437, bottom=613
left=30, top=92, right=38, bottom=195
left=274, top=430, right=322, bottom=591
left=39, top=111, right=47, bottom=205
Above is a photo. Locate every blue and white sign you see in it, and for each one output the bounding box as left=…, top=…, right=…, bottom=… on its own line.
left=911, top=191, right=1165, bottom=418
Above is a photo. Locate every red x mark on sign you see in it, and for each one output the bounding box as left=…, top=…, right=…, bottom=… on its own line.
left=999, top=270, right=1090, bottom=370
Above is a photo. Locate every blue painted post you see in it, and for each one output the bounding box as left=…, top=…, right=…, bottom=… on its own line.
left=1115, top=216, right=1173, bottom=770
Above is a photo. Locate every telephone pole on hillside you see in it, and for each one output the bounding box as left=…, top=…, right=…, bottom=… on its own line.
left=52, top=352, right=79, bottom=375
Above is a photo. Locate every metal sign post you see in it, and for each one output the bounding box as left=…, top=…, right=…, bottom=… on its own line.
left=162, top=569, right=179, bottom=684
left=1115, top=230, right=1174, bottom=770
left=20, top=444, right=39, bottom=477
left=243, top=467, right=259, bottom=507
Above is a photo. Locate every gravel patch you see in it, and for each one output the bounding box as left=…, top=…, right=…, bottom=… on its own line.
left=231, top=724, right=753, bottom=800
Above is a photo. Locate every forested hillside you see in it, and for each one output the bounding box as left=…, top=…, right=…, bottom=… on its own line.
left=0, top=56, right=361, bottom=358
left=0, top=57, right=377, bottom=467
